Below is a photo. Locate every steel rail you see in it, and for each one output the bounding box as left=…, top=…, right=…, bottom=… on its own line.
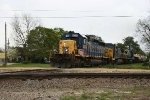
left=0, top=70, right=150, bottom=79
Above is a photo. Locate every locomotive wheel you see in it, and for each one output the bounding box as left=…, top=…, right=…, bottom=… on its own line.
left=53, top=63, right=60, bottom=68
left=76, top=59, right=84, bottom=67
left=50, top=62, right=55, bottom=67
left=65, top=62, right=71, bottom=68
left=90, top=63, right=93, bottom=67
left=77, top=59, right=81, bottom=67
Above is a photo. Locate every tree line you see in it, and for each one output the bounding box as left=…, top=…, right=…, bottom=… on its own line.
left=116, top=36, right=145, bottom=55
left=10, top=14, right=150, bottom=63
left=11, top=14, right=67, bottom=63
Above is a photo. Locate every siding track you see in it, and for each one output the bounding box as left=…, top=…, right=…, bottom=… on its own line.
left=0, top=69, right=150, bottom=79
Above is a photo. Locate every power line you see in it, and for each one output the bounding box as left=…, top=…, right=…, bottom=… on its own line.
left=0, top=9, right=104, bottom=12
left=0, top=16, right=78, bottom=19
left=0, top=9, right=144, bottom=18
left=0, top=9, right=147, bottom=14
left=86, top=16, right=134, bottom=17
left=0, top=16, right=137, bottom=19
left=0, top=10, right=57, bottom=12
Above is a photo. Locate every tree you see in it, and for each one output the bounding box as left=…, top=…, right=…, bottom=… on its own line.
left=7, top=47, right=17, bottom=62
left=0, top=48, right=4, bottom=53
left=27, top=26, right=64, bottom=63
left=123, top=36, right=145, bottom=55
left=116, top=43, right=127, bottom=52
left=11, top=14, right=40, bottom=61
left=116, top=36, right=145, bottom=55
left=53, top=28, right=65, bottom=38
left=136, top=16, right=150, bottom=51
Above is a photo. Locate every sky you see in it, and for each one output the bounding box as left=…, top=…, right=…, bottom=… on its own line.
left=0, top=0, right=150, bottom=49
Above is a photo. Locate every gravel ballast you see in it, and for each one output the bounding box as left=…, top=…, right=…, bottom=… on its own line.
left=0, top=77, right=150, bottom=100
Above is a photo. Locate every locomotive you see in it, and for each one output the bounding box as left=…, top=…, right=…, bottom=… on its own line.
left=50, top=31, right=137, bottom=68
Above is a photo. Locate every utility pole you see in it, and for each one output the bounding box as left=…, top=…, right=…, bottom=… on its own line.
left=4, top=22, right=7, bottom=66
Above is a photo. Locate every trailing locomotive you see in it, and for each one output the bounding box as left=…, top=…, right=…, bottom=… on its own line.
left=50, top=31, right=140, bottom=68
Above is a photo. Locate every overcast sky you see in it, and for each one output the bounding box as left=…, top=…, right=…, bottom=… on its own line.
left=0, top=0, right=150, bottom=49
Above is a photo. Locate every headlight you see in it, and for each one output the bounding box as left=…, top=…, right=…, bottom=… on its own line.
left=63, top=47, right=69, bottom=54
left=65, top=48, right=68, bottom=52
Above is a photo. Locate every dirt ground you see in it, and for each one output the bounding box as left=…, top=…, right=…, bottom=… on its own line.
left=0, top=78, right=150, bottom=100
left=0, top=67, right=150, bottom=73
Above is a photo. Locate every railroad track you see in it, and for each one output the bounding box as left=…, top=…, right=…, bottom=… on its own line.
left=0, top=69, right=150, bottom=79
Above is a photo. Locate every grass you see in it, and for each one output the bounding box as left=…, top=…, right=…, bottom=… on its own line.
left=60, top=92, right=121, bottom=100
left=0, top=63, right=51, bottom=68
left=130, top=86, right=150, bottom=96
left=61, top=93, right=107, bottom=100
left=0, top=62, right=149, bottom=70
left=100, top=63, right=150, bottom=70
left=61, top=86, right=150, bottom=100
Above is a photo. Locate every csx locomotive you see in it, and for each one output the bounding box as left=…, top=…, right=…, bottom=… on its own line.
left=50, top=31, right=137, bottom=68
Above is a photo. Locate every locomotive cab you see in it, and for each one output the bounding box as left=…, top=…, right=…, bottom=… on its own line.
left=61, top=31, right=85, bottom=49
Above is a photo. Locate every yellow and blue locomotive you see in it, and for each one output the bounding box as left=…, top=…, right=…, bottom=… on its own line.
left=50, top=31, right=144, bottom=67
left=50, top=31, right=114, bottom=67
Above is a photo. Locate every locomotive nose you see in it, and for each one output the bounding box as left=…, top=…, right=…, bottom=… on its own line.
left=62, top=42, right=69, bottom=54
left=59, top=40, right=76, bottom=54
left=63, top=43, right=67, bottom=47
